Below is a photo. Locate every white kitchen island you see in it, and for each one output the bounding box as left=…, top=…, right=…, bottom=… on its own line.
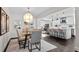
left=48, top=28, right=71, bottom=39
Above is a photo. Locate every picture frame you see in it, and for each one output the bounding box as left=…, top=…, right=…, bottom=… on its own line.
left=0, top=7, right=9, bottom=35
left=60, top=17, right=66, bottom=23
left=6, top=15, right=9, bottom=32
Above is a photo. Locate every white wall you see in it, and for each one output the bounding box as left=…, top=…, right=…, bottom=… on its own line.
left=75, top=8, right=79, bottom=51
left=31, top=18, right=38, bottom=29
left=37, top=18, right=51, bottom=29
left=0, top=7, right=11, bottom=51
left=0, top=7, right=27, bottom=51
left=37, top=8, right=75, bottom=35
left=51, top=8, right=75, bottom=36
left=7, top=15, right=38, bottom=38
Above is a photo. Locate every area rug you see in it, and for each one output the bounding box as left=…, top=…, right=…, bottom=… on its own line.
left=42, top=34, right=49, bottom=37
left=6, top=39, right=57, bottom=52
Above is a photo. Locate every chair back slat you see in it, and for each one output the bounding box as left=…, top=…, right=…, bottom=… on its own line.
left=15, top=27, right=25, bottom=41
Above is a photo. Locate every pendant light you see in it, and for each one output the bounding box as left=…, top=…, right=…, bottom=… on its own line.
left=23, top=8, right=33, bottom=23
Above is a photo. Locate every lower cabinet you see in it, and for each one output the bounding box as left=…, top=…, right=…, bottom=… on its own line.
left=48, top=29, right=71, bottom=39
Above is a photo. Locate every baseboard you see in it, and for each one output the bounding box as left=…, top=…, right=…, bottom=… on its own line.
left=3, top=39, right=11, bottom=52
left=75, top=50, right=79, bottom=52
left=10, top=37, right=18, bottom=40
left=72, top=35, right=75, bottom=37
left=74, top=47, right=79, bottom=52
left=3, top=37, right=18, bottom=52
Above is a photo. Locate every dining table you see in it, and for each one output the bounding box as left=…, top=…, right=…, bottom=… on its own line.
left=22, top=31, right=31, bottom=49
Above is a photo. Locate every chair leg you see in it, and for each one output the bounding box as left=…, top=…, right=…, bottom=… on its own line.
left=28, top=42, right=32, bottom=52
left=19, top=42, right=21, bottom=49
left=30, top=43, right=32, bottom=52
left=35, top=43, right=41, bottom=51
left=39, top=42, right=41, bottom=51
left=28, top=40, right=29, bottom=50
left=24, top=40, right=27, bottom=49
left=18, top=41, right=20, bottom=49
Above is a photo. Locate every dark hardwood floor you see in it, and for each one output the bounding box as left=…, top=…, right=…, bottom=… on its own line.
left=43, top=35, right=75, bottom=52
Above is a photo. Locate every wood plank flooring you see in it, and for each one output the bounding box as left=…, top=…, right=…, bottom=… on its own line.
left=43, top=35, right=75, bottom=52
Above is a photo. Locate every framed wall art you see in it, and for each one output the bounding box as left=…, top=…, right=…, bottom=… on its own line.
left=6, top=15, right=9, bottom=32
left=60, top=17, right=66, bottom=24
left=0, top=7, right=9, bottom=35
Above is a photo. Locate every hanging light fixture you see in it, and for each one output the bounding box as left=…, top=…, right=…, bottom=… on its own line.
left=23, top=8, right=33, bottom=23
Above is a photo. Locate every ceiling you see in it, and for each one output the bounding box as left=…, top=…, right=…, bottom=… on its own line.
left=7, top=7, right=68, bottom=20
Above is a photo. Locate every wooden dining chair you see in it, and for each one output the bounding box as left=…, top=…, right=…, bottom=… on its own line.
left=16, top=27, right=26, bottom=49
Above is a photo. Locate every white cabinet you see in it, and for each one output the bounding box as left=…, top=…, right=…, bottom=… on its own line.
left=48, top=28, right=71, bottom=39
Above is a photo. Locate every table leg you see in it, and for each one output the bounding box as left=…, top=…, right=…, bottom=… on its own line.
left=24, top=35, right=27, bottom=49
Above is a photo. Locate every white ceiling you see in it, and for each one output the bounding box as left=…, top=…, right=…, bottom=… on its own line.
left=8, top=7, right=50, bottom=17
left=7, top=7, right=68, bottom=20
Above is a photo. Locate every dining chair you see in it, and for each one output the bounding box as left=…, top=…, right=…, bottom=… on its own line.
left=16, top=27, right=26, bottom=49
left=28, top=30, right=42, bottom=52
